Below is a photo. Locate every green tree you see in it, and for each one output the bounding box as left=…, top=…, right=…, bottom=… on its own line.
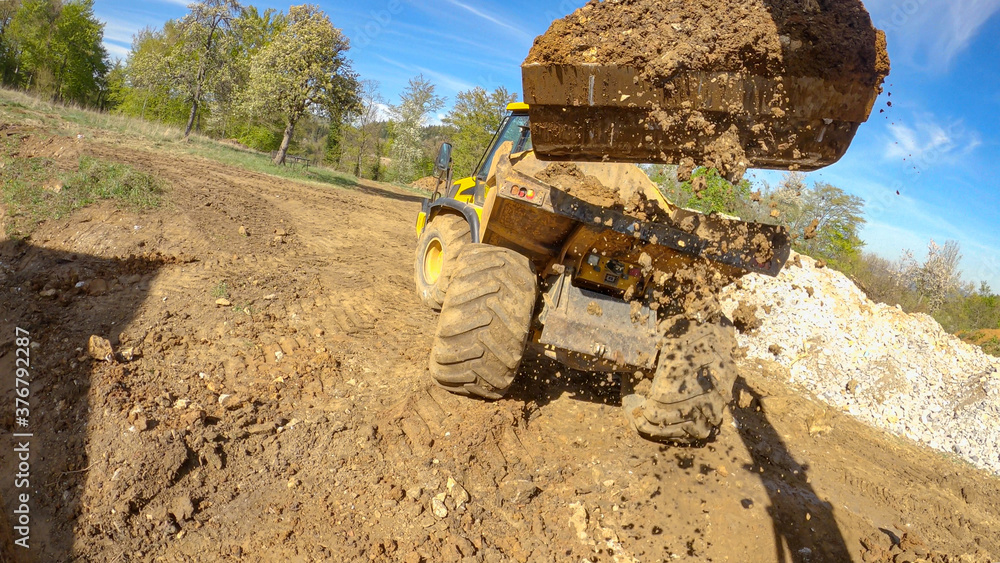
left=4, top=0, right=107, bottom=105
left=6, top=0, right=59, bottom=91
left=50, top=0, right=107, bottom=104
left=793, top=182, right=866, bottom=265
left=174, top=0, right=242, bottom=137
left=745, top=173, right=866, bottom=267
left=442, top=86, right=517, bottom=178
left=212, top=6, right=286, bottom=141
left=900, top=239, right=964, bottom=313
left=110, top=25, right=191, bottom=125
left=389, top=74, right=445, bottom=182
left=0, top=0, right=21, bottom=83
left=659, top=167, right=751, bottom=215
left=241, top=4, right=357, bottom=165
left=339, top=79, right=386, bottom=178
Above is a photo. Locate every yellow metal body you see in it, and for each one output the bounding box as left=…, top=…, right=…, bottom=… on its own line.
left=574, top=254, right=644, bottom=296
left=415, top=174, right=483, bottom=235
left=415, top=104, right=525, bottom=237
left=417, top=103, right=655, bottom=296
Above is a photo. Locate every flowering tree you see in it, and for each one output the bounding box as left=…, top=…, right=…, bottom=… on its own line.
left=241, top=4, right=357, bottom=165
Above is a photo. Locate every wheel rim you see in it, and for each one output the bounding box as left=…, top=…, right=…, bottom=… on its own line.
left=423, top=238, right=444, bottom=284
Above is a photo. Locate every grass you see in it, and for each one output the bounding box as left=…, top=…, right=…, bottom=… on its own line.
left=1, top=147, right=162, bottom=237
left=211, top=281, right=229, bottom=300
left=0, top=86, right=431, bottom=199
left=179, top=137, right=366, bottom=191
left=0, top=87, right=185, bottom=143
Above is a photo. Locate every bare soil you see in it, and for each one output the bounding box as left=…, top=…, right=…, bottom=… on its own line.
left=526, top=0, right=889, bottom=89
left=534, top=162, right=619, bottom=208
left=2, top=125, right=999, bottom=563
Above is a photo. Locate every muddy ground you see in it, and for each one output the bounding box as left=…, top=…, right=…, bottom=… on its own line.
left=1, top=123, right=999, bottom=563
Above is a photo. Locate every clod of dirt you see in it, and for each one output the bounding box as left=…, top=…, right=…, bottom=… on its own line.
left=87, top=335, right=114, bottom=361
left=803, top=218, right=820, bottom=240
left=169, top=494, right=195, bottom=523
left=586, top=301, right=603, bottom=316
left=732, top=302, right=762, bottom=334
left=534, top=162, right=617, bottom=208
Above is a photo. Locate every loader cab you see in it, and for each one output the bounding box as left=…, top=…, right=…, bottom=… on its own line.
left=417, top=103, right=534, bottom=241
left=473, top=103, right=533, bottom=185
left=440, top=103, right=533, bottom=206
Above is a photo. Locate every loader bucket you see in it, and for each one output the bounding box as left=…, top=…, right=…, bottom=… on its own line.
left=521, top=0, right=890, bottom=174
left=522, top=64, right=881, bottom=171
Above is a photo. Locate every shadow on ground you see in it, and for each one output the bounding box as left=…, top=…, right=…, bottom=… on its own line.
left=502, top=348, right=852, bottom=562
left=732, top=376, right=851, bottom=562
left=0, top=239, right=164, bottom=562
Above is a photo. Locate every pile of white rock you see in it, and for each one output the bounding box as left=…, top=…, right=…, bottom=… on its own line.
left=721, top=252, right=1000, bottom=475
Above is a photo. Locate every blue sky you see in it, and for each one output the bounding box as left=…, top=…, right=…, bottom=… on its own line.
left=95, top=0, right=1000, bottom=288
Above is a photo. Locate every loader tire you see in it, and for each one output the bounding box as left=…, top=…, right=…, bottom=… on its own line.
left=414, top=213, right=471, bottom=310
left=429, top=244, right=537, bottom=399
left=623, top=317, right=738, bottom=444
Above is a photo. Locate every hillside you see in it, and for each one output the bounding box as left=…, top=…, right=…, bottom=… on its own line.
left=1, top=95, right=999, bottom=563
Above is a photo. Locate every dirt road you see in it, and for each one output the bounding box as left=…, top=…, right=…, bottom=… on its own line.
left=1, top=127, right=999, bottom=562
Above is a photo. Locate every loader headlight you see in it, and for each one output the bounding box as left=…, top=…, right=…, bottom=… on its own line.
left=586, top=254, right=600, bottom=267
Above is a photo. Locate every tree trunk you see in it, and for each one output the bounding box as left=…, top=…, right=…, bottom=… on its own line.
left=355, top=129, right=367, bottom=178
left=54, top=54, right=68, bottom=103
left=274, top=120, right=296, bottom=165
left=183, top=78, right=202, bottom=138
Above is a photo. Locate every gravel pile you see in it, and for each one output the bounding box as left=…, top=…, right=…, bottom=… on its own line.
left=721, top=252, right=1000, bottom=475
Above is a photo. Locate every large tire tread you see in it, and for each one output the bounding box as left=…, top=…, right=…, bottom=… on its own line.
left=624, top=318, right=738, bottom=444
left=430, top=245, right=537, bottom=399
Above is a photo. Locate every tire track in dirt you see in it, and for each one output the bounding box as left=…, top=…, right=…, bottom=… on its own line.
left=4, top=130, right=998, bottom=561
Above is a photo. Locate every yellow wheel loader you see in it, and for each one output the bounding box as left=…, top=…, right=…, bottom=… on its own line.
left=414, top=103, right=792, bottom=443
left=414, top=0, right=885, bottom=443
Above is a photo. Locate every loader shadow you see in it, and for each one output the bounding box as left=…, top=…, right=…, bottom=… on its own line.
left=0, top=239, right=164, bottom=562
left=506, top=352, right=853, bottom=561
left=731, top=376, right=852, bottom=562
left=506, top=349, right=622, bottom=408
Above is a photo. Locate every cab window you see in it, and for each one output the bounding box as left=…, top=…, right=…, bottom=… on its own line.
left=474, top=114, right=532, bottom=182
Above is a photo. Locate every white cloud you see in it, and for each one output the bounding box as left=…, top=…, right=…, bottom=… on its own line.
left=415, top=67, right=474, bottom=94
left=103, top=42, right=131, bottom=62
left=439, top=0, right=531, bottom=41
left=100, top=18, right=141, bottom=46
left=882, top=113, right=980, bottom=171
left=374, top=55, right=474, bottom=94
left=867, top=0, right=1000, bottom=70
